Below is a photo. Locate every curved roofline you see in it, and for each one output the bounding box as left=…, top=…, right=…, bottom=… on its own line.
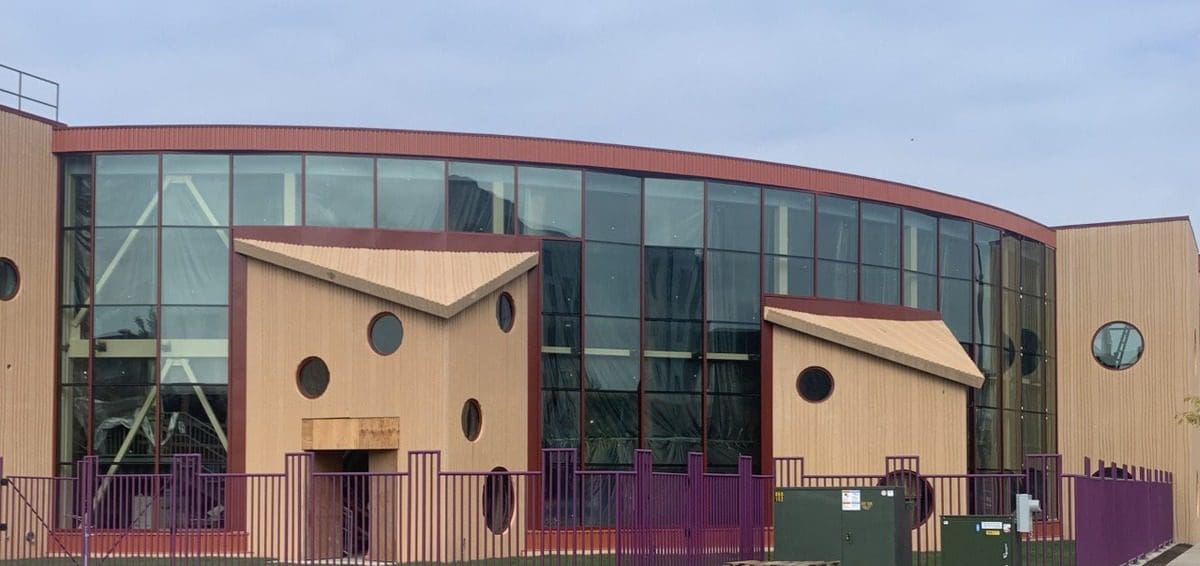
left=51, top=123, right=1055, bottom=244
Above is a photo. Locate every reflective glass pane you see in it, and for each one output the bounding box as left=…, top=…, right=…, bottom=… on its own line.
left=542, top=315, right=580, bottom=350
left=95, top=358, right=157, bottom=386
left=232, top=155, right=301, bottom=226
left=95, top=305, right=157, bottom=341
left=448, top=162, right=514, bottom=234
left=93, top=385, right=157, bottom=469
left=1003, top=410, right=1022, bottom=470
left=61, top=229, right=91, bottom=306
left=708, top=360, right=761, bottom=395
left=644, top=179, right=703, bottom=248
left=643, top=247, right=702, bottom=320
left=1022, top=412, right=1046, bottom=457
left=817, top=260, right=857, bottom=301
left=708, top=322, right=760, bottom=356
left=518, top=167, right=580, bottom=237
left=1021, top=295, right=1044, bottom=354
left=862, top=266, right=899, bottom=305
left=584, top=242, right=639, bottom=317
left=764, top=189, right=813, bottom=257
left=974, top=407, right=1000, bottom=470
left=542, top=390, right=580, bottom=449
left=1046, top=300, right=1057, bottom=355
left=939, top=219, right=972, bottom=279
left=941, top=277, right=972, bottom=343
left=1092, top=322, right=1144, bottom=370
left=59, top=385, right=88, bottom=463
left=585, top=316, right=639, bottom=391
left=975, top=346, right=1001, bottom=407
left=305, top=155, right=373, bottom=227
left=902, top=210, right=936, bottom=274
left=707, top=250, right=759, bottom=323
left=542, top=240, right=581, bottom=315
left=1046, top=248, right=1057, bottom=300
left=765, top=255, right=813, bottom=296
left=903, top=271, right=936, bottom=310
left=162, top=228, right=229, bottom=305
left=542, top=351, right=580, bottom=389
left=708, top=182, right=760, bottom=252
left=378, top=158, right=445, bottom=231
left=96, top=155, right=158, bottom=227
left=975, top=282, right=1001, bottom=346
left=644, top=393, right=701, bottom=470
left=1001, top=235, right=1021, bottom=290
left=817, top=196, right=857, bottom=262
left=584, top=392, right=638, bottom=467
left=973, top=224, right=1001, bottom=284
left=1021, top=240, right=1045, bottom=296
left=1021, top=355, right=1044, bottom=412
left=160, top=385, right=228, bottom=471
left=62, top=155, right=93, bottom=228
left=643, top=355, right=701, bottom=393
left=584, top=172, right=640, bottom=243
left=707, top=395, right=760, bottom=471
left=861, top=203, right=899, bottom=268
left=161, top=306, right=229, bottom=384
left=95, top=227, right=157, bottom=305
left=163, top=154, right=229, bottom=226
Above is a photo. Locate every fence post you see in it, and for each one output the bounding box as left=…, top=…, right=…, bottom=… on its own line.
left=79, top=456, right=98, bottom=566
left=737, top=455, right=753, bottom=560
left=687, top=452, right=704, bottom=562
left=633, top=449, right=653, bottom=562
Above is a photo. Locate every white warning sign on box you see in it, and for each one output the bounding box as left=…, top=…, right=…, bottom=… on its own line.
left=842, top=489, right=862, bottom=511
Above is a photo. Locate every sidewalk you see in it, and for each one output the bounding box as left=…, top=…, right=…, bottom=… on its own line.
left=1157, top=544, right=1200, bottom=565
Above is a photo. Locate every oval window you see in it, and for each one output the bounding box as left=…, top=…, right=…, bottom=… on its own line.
left=796, top=367, right=833, bottom=403
left=1092, top=322, right=1144, bottom=370
left=462, top=399, right=482, bottom=441
left=496, top=292, right=515, bottom=333
left=879, top=469, right=935, bottom=528
left=369, top=312, right=404, bottom=355
left=483, top=467, right=515, bottom=534
left=296, top=357, right=330, bottom=399
left=0, top=258, right=18, bottom=301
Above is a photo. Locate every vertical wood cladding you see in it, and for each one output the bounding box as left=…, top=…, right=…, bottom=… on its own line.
left=0, top=109, right=56, bottom=477
left=1057, top=220, right=1200, bottom=542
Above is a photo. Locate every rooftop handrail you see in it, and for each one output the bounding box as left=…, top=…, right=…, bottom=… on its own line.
left=0, top=63, right=59, bottom=120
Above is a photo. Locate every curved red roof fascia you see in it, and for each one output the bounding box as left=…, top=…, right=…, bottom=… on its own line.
left=51, top=124, right=1054, bottom=245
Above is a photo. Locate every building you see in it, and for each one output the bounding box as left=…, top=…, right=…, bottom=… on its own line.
left=0, top=95, right=1197, bottom=542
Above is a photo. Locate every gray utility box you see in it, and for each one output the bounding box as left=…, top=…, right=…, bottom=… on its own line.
left=940, top=515, right=1019, bottom=566
left=773, top=487, right=911, bottom=566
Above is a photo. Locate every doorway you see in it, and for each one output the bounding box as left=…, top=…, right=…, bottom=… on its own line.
left=340, top=450, right=370, bottom=558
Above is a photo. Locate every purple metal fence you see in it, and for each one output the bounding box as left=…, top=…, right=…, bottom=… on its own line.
left=1074, top=457, right=1174, bottom=566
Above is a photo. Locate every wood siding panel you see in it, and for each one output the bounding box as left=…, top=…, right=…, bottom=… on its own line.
left=771, top=325, right=968, bottom=475
left=1057, top=220, right=1200, bottom=542
left=0, top=110, right=56, bottom=477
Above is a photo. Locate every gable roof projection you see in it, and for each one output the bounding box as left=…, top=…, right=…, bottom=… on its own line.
left=234, top=239, right=538, bottom=318
left=765, top=307, right=985, bottom=388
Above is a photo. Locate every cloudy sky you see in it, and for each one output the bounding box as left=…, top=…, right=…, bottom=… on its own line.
left=3, top=1, right=1197, bottom=227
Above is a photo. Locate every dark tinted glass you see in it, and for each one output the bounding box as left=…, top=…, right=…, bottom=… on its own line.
left=483, top=468, right=514, bottom=534
left=644, top=393, right=701, bottom=470
left=297, top=357, right=330, bottom=398
left=1092, top=322, right=1143, bottom=370
left=585, top=316, right=639, bottom=391
left=92, top=385, right=156, bottom=463
left=643, top=247, right=702, bottom=320
left=973, top=407, right=1000, bottom=470
left=816, top=260, right=857, bottom=300
left=370, top=313, right=404, bottom=354
left=305, top=156, right=373, bottom=227
left=1022, top=355, right=1045, bottom=411
left=707, top=394, right=760, bottom=471
left=61, top=230, right=91, bottom=306
left=707, top=322, right=761, bottom=356
left=975, top=283, right=1000, bottom=346
left=94, top=305, right=157, bottom=340
left=940, top=219, right=972, bottom=279
left=902, top=211, right=936, bottom=274
left=1001, top=235, right=1021, bottom=290
left=707, top=182, right=760, bottom=252
left=973, top=224, right=1001, bottom=284
left=233, top=155, right=302, bottom=226
left=162, top=154, right=229, bottom=226
left=518, top=167, right=581, bottom=237
left=448, top=162, right=514, bottom=234
left=1045, top=248, right=1056, bottom=300
left=462, top=399, right=482, bottom=441
left=861, top=203, right=899, bottom=267
left=940, top=278, right=972, bottom=343
left=1021, top=240, right=1045, bottom=296
left=584, top=392, right=638, bottom=466
left=644, top=179, right=702, bottom=247
left=816, top=196, right=857, bottom=262
left=378, top=158, right=445, bottom=231
left=797, top=367, right=833, bottom=402
left=496, top=293, right=515, bottom=332
left=861, top=266, right=899, bottom=305
left=541, top=240, right=581, bottom=315
left=542, top=390, right=579, bottom=449
left=584, top=242, right=639, bottom=317
left=96, top=155, right=158, bottom=227
left=903, top=271, right=936, bottom=310
left=584, top=172, right=640, bottom=243
left=62, top=155, right=93, bottom=228
left=706, top=251, right=759, bottom=322
left=95, top=227, right=157, bottom=305
left=0, top=258, right=17, bottom=301
left=764, top=190, right=813, bottom=256
left=765, top=255, right=813, bottom=296
left=161, top=228, right=229, bottom=305
left=1021, top=295, right=1044, bottom=354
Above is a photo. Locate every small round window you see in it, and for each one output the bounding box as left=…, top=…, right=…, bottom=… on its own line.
left=369, top=313, right=404, bottom=355
left=462, top=399, right=482, bottom=441
left=483, top=467, right=515, bottom=534
left=496, top=292, right=515, bottom=333
left=1092, top=322, right=1144, bottom=370
left=0, top=258, right=19, bottom=301
left=297, top=357, right=330, bottom=399
left=796, top=367, right=833, bottom=403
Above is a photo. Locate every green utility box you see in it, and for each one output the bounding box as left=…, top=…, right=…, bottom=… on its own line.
left=774, top=487, right=911, bottom=566
left=940, top=515, right=1019, bottom=566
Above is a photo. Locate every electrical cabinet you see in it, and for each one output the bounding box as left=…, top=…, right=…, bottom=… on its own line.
left=940, top=515, right=1019, bottom=566
left=774, top=487, right=911, bottom=566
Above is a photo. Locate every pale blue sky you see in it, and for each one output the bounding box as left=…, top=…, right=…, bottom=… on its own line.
left=3, top=1, right=1197, bottom=227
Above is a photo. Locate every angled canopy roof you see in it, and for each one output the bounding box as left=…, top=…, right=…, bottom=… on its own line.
left=235, top=239, right=538, bottom=319
left=765, top=307, right=984, bottom=388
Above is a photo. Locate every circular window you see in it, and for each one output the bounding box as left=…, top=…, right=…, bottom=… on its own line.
left=369, top=313, right=404, bottom=355
left=496, top=292, right=515, bottom=333
left=296, top=357, right=330, bottom=399
left=1092, top=322, right=1144, bottom=370
left=483, top=467, right=515, bottom=534
left=462, top=399, right=482, bottom=441
left=796, top=367, right=834, bottom=403
left=0, top=258, right=19, bottom=301
left=879, top=470, right=935, bottom=528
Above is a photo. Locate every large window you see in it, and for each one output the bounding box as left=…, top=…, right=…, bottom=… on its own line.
left=861, top=203, right=899, bottom=305
left=816, top=196, right=858, bottom=300
left=449, top=162, right=514, bottom=234
left=305, top=156, right=373, bottom=227
left=764, top=189, right=814, bottom=296
left=233, top=155, right=301, bottom=226
left=378, top=158, right=445, bottom=231
left=518, top=167, right=581, bottom=238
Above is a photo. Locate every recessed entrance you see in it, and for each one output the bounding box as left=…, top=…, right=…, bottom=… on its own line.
left=314, top=450, right=374, bottom=559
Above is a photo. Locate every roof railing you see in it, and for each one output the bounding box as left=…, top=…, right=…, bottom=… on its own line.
left=0, top=63, right=59, bottom=120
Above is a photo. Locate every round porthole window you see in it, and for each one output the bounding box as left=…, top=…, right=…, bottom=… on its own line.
left=483, top=467, right=515, bottom=535
left=369, top=312, right=404, bottom=355
left=879, top=469, right=935, bottom=528
left=796, top=367, right=833, bottom=403
left=1092, top=322, right=1144, bottom=370
left=296, top=357, right=330, bottom=399
left=496, top=292, right=515, bottom=333
left=462, top=399, right=482, bottom=441
left=0, top=258, right=19, bottom=301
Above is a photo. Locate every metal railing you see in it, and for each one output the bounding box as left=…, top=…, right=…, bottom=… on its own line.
left=0, top=63, right=59, bottom=120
